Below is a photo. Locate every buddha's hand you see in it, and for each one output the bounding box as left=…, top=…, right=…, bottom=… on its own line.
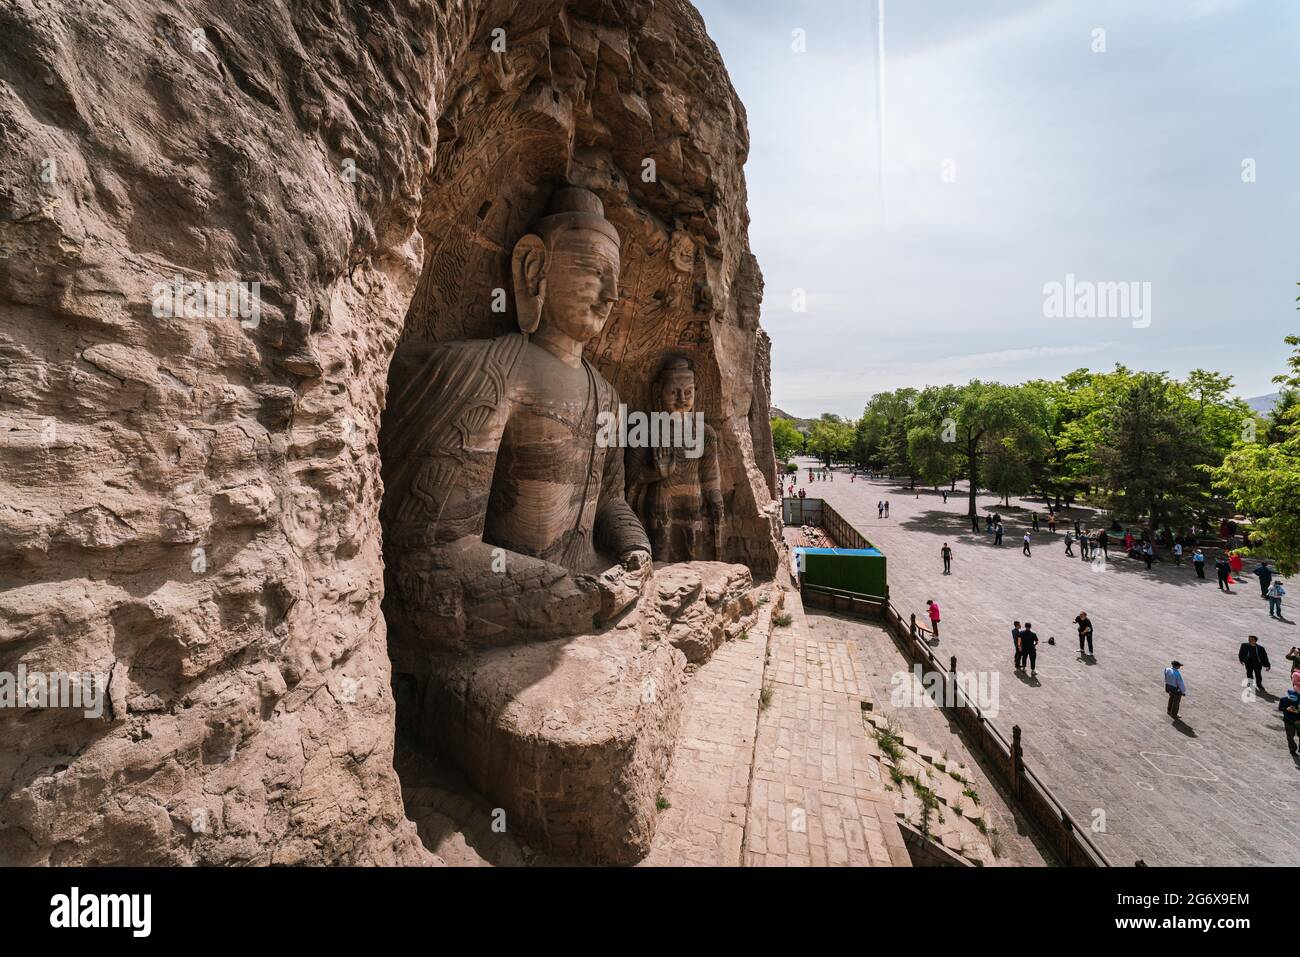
left=622, top=547, right=652, bottom=571
left=595, top=549, right=652, bottom=623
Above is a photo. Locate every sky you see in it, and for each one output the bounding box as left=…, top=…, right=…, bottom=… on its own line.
left=693, top=0, right=1300, bottom=419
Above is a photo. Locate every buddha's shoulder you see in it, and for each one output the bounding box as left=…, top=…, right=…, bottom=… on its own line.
left=391, top=333, right=529, bottom=380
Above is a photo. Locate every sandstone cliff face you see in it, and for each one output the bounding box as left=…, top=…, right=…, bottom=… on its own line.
left=0, top=0, right=775, bottom=864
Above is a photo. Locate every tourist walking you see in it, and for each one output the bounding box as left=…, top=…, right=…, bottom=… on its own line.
left=1018, top=623, right=1039, bottom=676
left=1216, top=556, right=1232, bottom=592
left=1239, top=635, right=1271, bottom=692
left=941, top=542, right=953, bottom=575
left=884, top=501, right=890, bottom=518
left=1098, top=529, right=1109, bottom=555
left=1254, top=560, right=1275, bottom=599
left=877, top=501, right=883, bottom=519
left=1268, top=579, right=1286, bottom=619
left=1032, top=512, right=1040, bottom=531
left=1048, top=514, right=1056, bottom=534
left=971, top=513, right=981, bottom=534
left=1173, top=541, right=1183, bottom=565
left=1064, top=530, right=1075, bottom=556
left=1011, top=621, right=1022, bottom=666
left=926, top=599, right=941, bottom=638
left=1074, top=611, right=1094, bottom=657
left=1229, top=551, right=1245, bottom=585
left=1143, top=541, right=1154, bottom=569
left=1022, top=532, right=1031, bottom=556
left=1164, top=661, right=1187, bottom=720
left=1280, top=690, right=1300, bottom=756
left=1193, top=548, right=1206, bottom=579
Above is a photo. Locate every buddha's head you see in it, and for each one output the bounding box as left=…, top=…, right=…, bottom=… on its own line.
left=512, top=186, right=621, bottom=344
left=655, top=356, right=696, bottom=414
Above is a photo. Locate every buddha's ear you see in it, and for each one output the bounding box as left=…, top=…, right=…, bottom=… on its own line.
left=512, top=234, right=547, bottom=334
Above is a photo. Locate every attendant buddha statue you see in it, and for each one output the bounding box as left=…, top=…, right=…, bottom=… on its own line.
left=626, top=357, right=725, bottom=562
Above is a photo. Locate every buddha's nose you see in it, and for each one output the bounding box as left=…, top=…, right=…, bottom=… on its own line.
left=599, top=275, right=619, bottom=303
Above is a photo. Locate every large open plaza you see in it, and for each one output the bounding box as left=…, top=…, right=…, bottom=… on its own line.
left=792, top=460, right=1299, bottom=867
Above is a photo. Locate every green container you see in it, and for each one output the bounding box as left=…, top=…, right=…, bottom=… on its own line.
left=798, top=547, right=888, bottom=599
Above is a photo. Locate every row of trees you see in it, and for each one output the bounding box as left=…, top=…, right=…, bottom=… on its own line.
left=773, top=356, right=1299, bottom=569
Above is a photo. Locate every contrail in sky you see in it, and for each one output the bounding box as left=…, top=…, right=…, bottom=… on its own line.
left=876, top=0, right=887, bottom=215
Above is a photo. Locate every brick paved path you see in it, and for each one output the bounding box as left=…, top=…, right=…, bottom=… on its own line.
left=745, top=587, right=908, bottom=866
left=804, top=605, right=1050, bottom=866
left=797, top=461, right=1300, bottom=866
left=645, top=584, right=909, bottom=866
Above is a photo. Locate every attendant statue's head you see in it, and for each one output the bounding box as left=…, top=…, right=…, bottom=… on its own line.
left=654, top=356, right=696, bottom=415
left=512, top=186, right=621, bottom=347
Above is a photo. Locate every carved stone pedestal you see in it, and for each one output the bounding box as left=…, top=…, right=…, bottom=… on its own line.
left=416, top=628, right=684, bottom=865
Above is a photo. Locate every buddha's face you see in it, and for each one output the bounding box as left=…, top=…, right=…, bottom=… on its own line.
left=540, top=227, right=621, bottom=343
left=659, top=370, right=695, bottom=414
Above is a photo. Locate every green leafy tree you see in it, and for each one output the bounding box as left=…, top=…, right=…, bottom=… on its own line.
left=909, top=382, right=1050, bottom=516
left=807, top=414, right=854, bottom=467
left=771, top=417, right=803, bottom=463
left=1095, top=372, right=1216, bottom=531
left=1214, top=335, right=1300, bottom=573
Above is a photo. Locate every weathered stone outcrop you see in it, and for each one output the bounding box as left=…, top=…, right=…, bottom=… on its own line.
left=0, top=0, right=775, bottom=864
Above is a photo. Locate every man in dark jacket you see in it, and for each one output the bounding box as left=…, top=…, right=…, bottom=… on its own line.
left=1018, top=623, right=1039, bottom=676
left=1279, top=691, right=1300, bottom=756
left=1238, top=635, right=1271, bottom=691
left=1254, top=561, right=1274, bottom=599
left=1216, top=556, right=1232, bottom=592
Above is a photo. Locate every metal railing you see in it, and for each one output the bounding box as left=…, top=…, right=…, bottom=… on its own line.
left=801, top=581, right=1111, bottom=867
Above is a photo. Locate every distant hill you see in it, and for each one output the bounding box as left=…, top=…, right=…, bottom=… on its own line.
left=1246, top=393, right=1279, bottom=414
left=770, top=407, right=816, bottom=432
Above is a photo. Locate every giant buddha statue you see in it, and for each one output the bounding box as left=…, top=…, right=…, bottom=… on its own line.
left=380, top=186, right=651, bottom=652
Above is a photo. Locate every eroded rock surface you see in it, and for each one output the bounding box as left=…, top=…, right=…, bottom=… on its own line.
left=0, top=0, right=776, bottom=865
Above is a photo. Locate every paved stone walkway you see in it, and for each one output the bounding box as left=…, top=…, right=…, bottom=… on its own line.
left=803, top=603, right=1050, bottom=866
left=795, top=460, right=1300, bottom=866
left=744, top=587, right=909, bottom=866
left=639, top=592, right=772, bottom=866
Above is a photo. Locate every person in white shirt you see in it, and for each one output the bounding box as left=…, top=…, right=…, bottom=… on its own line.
left=1172, top=541, right=1183, bottom=565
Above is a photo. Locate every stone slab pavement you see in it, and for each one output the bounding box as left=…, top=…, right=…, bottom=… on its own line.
left=745, top=587, right=910, bottom=867
left=795, top=461, right=1300, bottom=866
left=645, top=580, right=910, bottom=867
left=802, top=600, right=1050, bottom=866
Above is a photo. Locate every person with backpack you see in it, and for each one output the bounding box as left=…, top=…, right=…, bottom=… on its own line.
left=1268, top=579, right=1287, bottom=619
